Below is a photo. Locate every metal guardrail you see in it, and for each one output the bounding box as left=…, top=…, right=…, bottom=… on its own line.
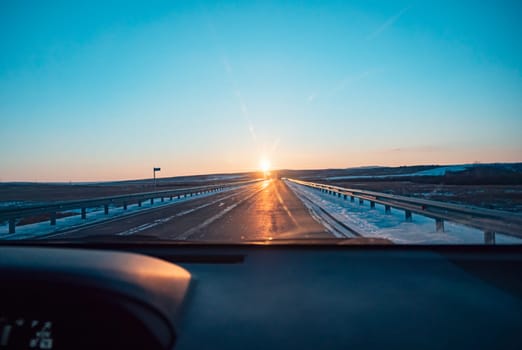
left=287, top=178, right=522, bottom=244
left=0, top=179, right=261, bottom=234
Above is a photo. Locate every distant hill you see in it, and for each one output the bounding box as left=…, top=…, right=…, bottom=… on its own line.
left=279, top=163, right=522, bottom=185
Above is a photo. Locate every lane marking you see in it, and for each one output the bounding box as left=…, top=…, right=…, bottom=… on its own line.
left=41, top=185, right=250, bottom=239
left=115, top=186, right=257, bottom=236
left=174, top=184, right=267, bottom=240
left=275, top=182, right=299, bottom=227
left=286, top=181, right=362, bottom=238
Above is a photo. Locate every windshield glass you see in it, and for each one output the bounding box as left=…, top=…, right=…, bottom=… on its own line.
left=1, top=1, right=521, bottom=244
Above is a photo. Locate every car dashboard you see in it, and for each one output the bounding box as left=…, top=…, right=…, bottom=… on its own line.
left=0, top=242, right=521, bottom=350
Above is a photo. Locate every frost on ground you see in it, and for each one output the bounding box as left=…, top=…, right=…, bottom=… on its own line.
left=0, top=187, right=238, bottom=240
left=0, top=201, right=27, bottom=208
left=286, top=181, right=522, bottom=244
left=326, top=165, right=468, bottom=180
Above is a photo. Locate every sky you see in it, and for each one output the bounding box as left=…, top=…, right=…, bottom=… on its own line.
left=1, top=0, right=521, bottom=181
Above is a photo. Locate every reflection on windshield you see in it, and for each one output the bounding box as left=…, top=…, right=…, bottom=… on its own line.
left=0, top=1, right=521, bottom=244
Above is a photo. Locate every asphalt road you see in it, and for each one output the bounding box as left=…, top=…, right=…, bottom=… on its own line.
left=54, top=179, right=332, bottom=241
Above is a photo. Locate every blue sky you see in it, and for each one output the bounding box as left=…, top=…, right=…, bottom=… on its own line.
left=1, top=0, right=521, bottom=181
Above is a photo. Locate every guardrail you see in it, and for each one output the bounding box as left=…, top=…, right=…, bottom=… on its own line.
left=0, top=179, right=261, bottom=234
left=286, top=178, right=522, bottom=244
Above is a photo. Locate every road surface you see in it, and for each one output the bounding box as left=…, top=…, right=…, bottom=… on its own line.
left=50, top=179, right=332, bottom=241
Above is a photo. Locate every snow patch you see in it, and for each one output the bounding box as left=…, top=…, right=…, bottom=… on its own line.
left=286, top=180, right=521, bottom=244
left=326, top=165, right=468, bottom=180
left=412, top=165, right=468, bottom=176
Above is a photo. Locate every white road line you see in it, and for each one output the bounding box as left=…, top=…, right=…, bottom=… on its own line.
left=275, top=182, right=299, bottom=227
left=174, top=183, right=267, bottom=240
left=116, top=186, right=257, bottom=236
left=41, top=186, right=246, bottom=239
left=286, top=180, right=360, bottom=238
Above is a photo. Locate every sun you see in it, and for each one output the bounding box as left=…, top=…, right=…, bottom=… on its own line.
left=259, top=158, right=271, bottom=173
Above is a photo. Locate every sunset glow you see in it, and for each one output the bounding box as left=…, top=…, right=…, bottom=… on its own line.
left=260, top=158, right=271, bottom=174
left=0, top=1, right=521, bottom=182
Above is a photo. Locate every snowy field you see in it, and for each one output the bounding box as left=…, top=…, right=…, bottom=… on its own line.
left=287, top=180, right=522, bottom=244
left=326, top=165, right=468, bottom=181
left=0, top=186, right=240, bottom=240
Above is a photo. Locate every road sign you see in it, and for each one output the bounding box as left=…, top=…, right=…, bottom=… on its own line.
left=153, top=167, right=161, bottom=188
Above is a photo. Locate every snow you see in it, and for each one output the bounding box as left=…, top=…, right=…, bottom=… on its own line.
left=326, top=165, right=469, bottom=180
left=412, top=165, right=468, bottom=176
left=0, top=201, right=27, bottom=208
left=286, top=180, right=522, bottom=245
left=326, top=175, right=396, bottom=180
left=0, top=186, right=240, bottom=240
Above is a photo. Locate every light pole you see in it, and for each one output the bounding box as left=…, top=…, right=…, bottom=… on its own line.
left=153, top=167, right=161, bottom=189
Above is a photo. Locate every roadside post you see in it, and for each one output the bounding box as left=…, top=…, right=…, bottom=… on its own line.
left=153, top=167, right=161, bottom=189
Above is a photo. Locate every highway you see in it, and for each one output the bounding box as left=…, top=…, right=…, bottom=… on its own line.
left=49, top=179, right=332, bottom=241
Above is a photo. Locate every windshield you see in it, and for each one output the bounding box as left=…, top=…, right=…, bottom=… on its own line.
left=1, top=1, right=521, bottom=245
